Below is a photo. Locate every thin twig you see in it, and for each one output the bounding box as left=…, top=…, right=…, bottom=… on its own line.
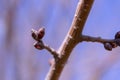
left=44, top=44, right=59, bottom=58
left=80, top=35, right=115, bottom=43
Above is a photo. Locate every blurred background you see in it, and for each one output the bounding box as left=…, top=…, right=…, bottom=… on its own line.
left=0, top=0, right=120, bottom=80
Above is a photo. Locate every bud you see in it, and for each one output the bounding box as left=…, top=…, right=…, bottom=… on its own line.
left=110, top=42, right=117, bottom=48
left=104, top=43, right=112, bottom=51
left=34, top=42, right=44, bottom=50
left=115, top=39, right=120, bottom=46
left=115, top=31, right=120, bottom=39
left=31, top=29, right=38, bottom=41
left=38, top=27, right=45, bottom=39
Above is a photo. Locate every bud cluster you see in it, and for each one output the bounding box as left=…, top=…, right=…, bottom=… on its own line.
left=31, top=27, right=45, bottom=41
left=104, top=31, right=120, bottom=51
left=31, top=27, right=45, bottom=50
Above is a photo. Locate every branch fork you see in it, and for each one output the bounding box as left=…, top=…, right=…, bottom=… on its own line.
left=31, top=0, right=120, bottom=80
left=31, top=27, right=59, bottom=58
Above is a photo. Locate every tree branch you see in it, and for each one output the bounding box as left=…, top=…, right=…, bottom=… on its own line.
left=80, top=35, right=115, bottom=43
left=31, top=0, right=120, bottom=79
left=45, top=0, right=94, bottom=80
left=44, top=44, right=59, bottom=58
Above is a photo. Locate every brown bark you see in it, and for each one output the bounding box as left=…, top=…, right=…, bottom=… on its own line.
left=45, top=0, right=94, bottom=80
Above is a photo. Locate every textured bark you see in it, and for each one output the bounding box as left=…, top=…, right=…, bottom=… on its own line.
left=45, top=0, right=94, bottom=80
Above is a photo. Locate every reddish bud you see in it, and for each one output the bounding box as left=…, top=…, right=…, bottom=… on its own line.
left=37, top=27, right=45, bottom=39
left=110, top=42, right=117, bottom=48
left=104, top=43, right=112, bottom=51
left=34, top=42, right=44, bottom=50
left=115, top=31, right=120, bottom=39
left=31, top=29, right=38, bottom=41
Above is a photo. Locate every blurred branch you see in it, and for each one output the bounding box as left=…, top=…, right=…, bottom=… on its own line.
left=5, top=1, right=16, bottom=48
left=90, top=53, right=120, bottom=80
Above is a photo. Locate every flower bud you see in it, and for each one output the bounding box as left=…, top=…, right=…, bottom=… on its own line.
left=38, top=27, right=45, bottom=39
left=110, top=42, right=117, bottom=48
left=115, top=31, right=120, bottom=39
left=31, top=29, right=38, bottom=41
left=104, top=43, right=112, bottom=51
left=34, top=42, right=44, bottom=50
